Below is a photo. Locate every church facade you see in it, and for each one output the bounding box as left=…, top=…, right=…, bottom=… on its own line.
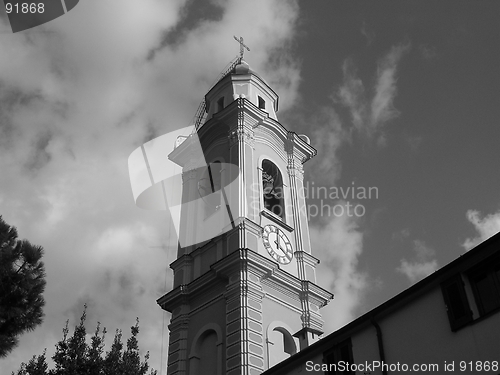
left=157, top=57, right=332, bottom=375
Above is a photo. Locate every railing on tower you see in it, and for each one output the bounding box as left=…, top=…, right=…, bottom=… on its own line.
left=193, top=56, right=241, bottom=132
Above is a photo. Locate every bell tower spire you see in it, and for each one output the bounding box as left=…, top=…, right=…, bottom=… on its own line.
left=158, top=54, right=332, bottom=375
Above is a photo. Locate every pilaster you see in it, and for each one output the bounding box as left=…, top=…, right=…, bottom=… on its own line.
left=167, top=316, right=190, bottom=375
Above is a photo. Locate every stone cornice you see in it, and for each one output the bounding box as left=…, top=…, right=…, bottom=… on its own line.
left=169, top=253, right=193, bottom=272
left=168, top=134, right=203, bottom=168
left=299, top=280, right=333, bottom=308
left=158, top=247, right=332, bottom=312
left=260, top=210, right=294, bottom=232
left=294, top=251, right=320, bottom=267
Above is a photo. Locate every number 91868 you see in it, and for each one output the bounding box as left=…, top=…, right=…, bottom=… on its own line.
left=6, top=3, right=45, bottom=14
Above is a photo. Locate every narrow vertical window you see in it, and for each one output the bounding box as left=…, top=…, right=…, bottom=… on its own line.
left=258, top=96, right=266, bottom=110
left=323, top=338, right=354, bottom=374
left=217, top=97, right=224, bottom=112
left=469, top=260, right=500, bottom=316
left=441, top=274, right=473, bottom=331
left=262, top=160, right=284, bottom=219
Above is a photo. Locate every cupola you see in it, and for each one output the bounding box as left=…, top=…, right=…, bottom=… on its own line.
left=204, top=59, right=279, bottom=122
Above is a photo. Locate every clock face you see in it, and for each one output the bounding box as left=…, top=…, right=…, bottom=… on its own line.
left=262, top=225, right=293, bottom=265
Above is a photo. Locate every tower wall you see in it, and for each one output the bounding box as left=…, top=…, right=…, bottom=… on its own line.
left=159, top=61, right=332, bottom=375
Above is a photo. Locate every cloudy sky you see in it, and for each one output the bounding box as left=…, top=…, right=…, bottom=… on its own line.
left=1, top=0, right=499, bottom=373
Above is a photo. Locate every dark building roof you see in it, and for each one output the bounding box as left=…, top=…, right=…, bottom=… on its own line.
left=263, top=231, right=500, bottom=374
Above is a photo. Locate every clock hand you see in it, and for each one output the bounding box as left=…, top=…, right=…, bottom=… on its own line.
left=274, top=230, right=285, bottom=254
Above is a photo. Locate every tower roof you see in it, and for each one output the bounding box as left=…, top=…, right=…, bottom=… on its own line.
left=216, top=59, right=268, bottom=87
left=200, top=58, right=280, bottom=127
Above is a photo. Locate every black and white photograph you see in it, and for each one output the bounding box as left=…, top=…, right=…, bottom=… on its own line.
left=1, top=1, right=499, bottom=374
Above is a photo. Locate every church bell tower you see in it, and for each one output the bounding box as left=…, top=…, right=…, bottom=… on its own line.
left=157, top=48, right=332, bottom=375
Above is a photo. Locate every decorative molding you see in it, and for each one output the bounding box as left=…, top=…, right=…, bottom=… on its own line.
left=168, top=315, right=190, bottom=331
left=170, top=253, right=194, bottom=270
left=228, top=125, right=255, bottom=148
left=261, top=210, right=294, bottom=232
left=285, top=131, right=317, bottom=164
left=239, top=218, right=263, bottom=238
left=294, top=251, right=320, bottom=267
left=287, top=162, right=304, bottom=180
left=262, top=291, right=302, bottom=314
left=254, top=133, right=287, bottom=163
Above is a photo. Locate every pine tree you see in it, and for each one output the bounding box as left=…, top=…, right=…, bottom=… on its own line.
left=0, top=216, right=46, bottom=357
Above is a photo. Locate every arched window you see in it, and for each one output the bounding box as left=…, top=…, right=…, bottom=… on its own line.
left=197, top=330, right=218, bottom=375
left=267, top=326, right=297, bottom=368
left=262, top=160, right=284, bottom=219
left=189, top=325, right=222, bottom=375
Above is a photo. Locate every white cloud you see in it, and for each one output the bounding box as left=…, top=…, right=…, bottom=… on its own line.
left=371, top=44, right=409, bottom=126
left=311, top=206, right=367, bottom=332
left=397, top=259, right=438, bottom=284
left=462, top=209, right=500, bottom=250
left=337, top=59, right=366, bottom=131
left=0, top=0, right=302, bottom=373
left=304, top=66, right=369, bottom=334
left=413, top=239, right=436, bottom=260
left=293, top=84, right=367, bottom=334
left=337, top=43, right=410, bottom=142
left=397, top=239, right=438, bottom=283
left=308, top=107, right=347, bottom=183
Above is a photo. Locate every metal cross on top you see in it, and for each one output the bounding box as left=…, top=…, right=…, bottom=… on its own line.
left=233, top=35, right=250, bottom=60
